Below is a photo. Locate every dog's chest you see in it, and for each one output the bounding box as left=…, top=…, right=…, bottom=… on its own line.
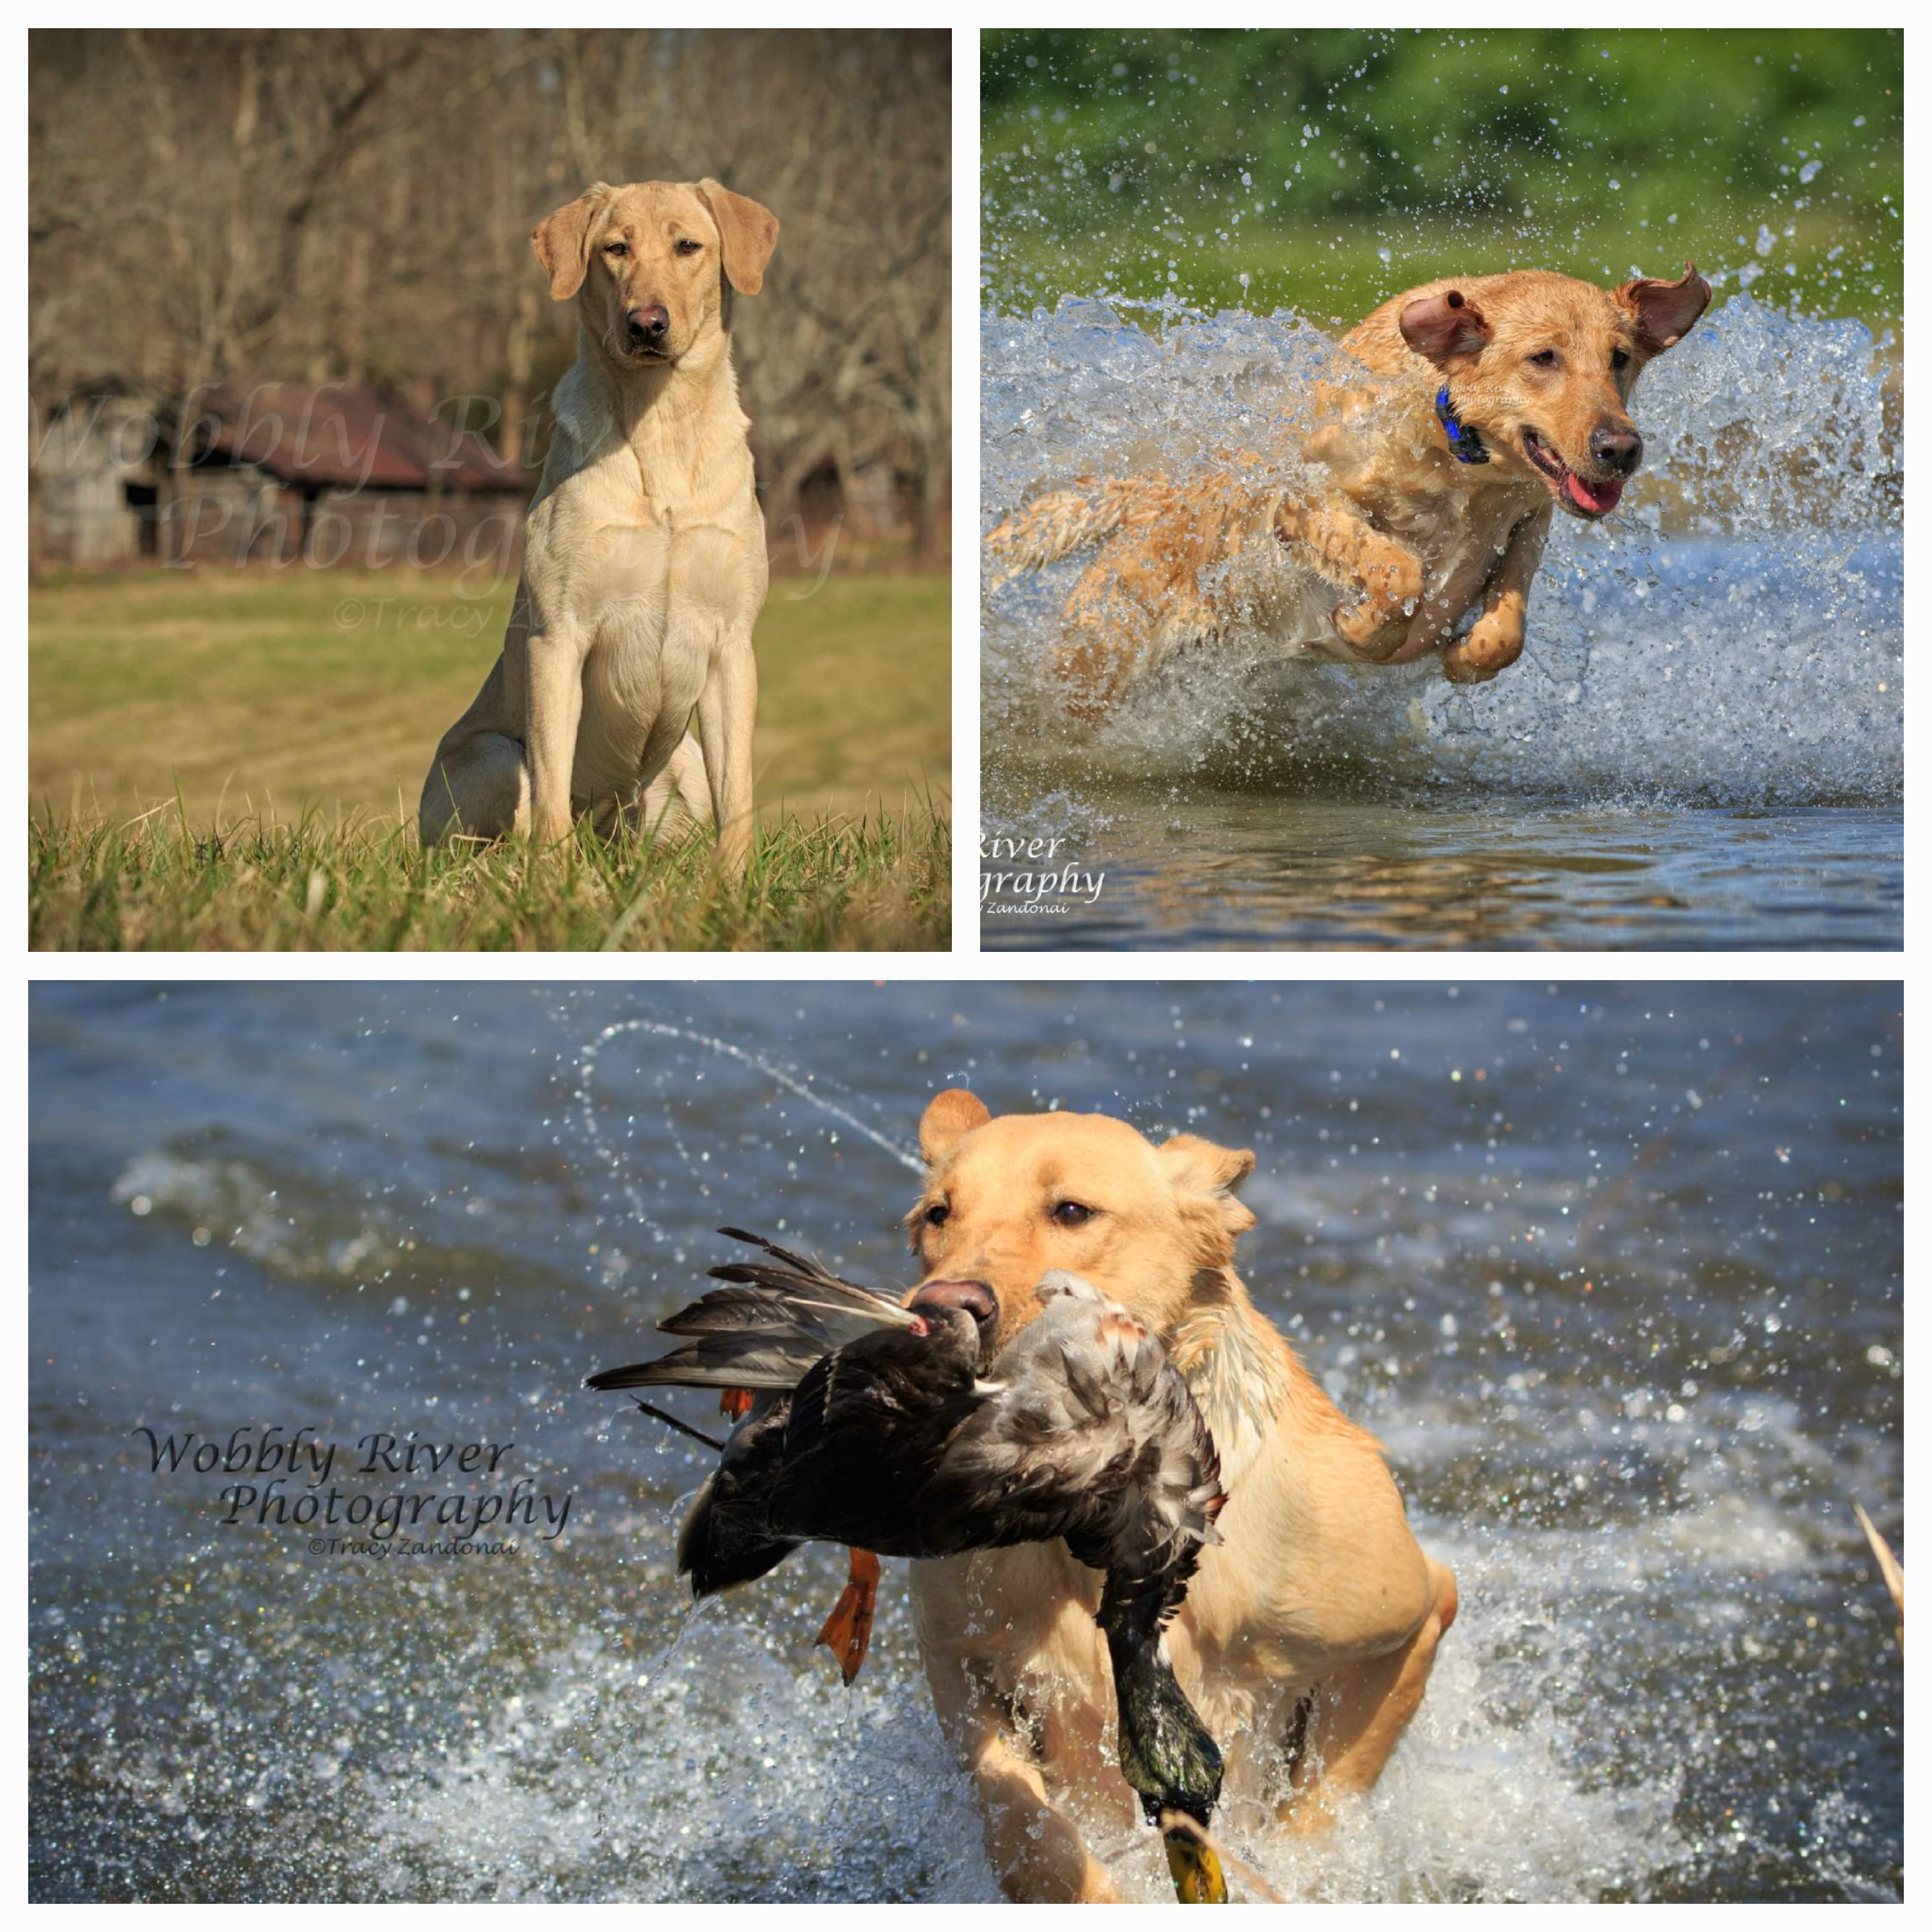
left=579, top=513, right=674, bottom=627
left=1257, top=480, right=1534, bottom=659
left=541, top=425, right=761, bottom=639
left=1393, top=479, right=1527, bottom=568
left=922, top=1531, right=1289, bottom=1733
left=574, top=505, right=757, bottom=651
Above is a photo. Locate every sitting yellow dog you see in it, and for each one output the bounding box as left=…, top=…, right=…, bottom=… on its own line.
left=421, top=178, right=779, bottom=869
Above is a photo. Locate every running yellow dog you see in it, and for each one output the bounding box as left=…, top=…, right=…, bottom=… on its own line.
left=986, top=266, right=1709, bottom=718
left=899, top=1091, right=1458, bottom=1902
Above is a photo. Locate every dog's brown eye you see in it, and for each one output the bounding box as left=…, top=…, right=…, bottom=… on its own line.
left=676, top=238, right=702, bottom=257
left=924, top=1203, right=950, bottom=1228
left=605, top=241, right=629, bottom=258
left=1528, top=349, right=1558, bottom=368
left=1611, top=347, right=1631, bottom=370
left=1051, top=1201, right=1095, bottom=1228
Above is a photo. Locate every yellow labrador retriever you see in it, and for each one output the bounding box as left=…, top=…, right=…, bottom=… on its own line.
left=985, top=265, right=1709, bottom=718
left=902, top=1091, right=1456, bottom=1902
left=419, top=178, right=779, bottom=871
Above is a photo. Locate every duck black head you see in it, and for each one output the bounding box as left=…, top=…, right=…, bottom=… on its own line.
left=1107, top=1629, right=1227, bottom=1902
left=1111, top=1633, right=1224, bottom=1823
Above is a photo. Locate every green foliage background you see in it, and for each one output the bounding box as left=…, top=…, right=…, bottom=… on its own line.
left=983, top=30, right=1902, bottom=331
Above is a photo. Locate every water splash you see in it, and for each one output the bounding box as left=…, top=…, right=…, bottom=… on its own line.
left=350, top=1503, right=1722, bottom=1904
left=108, top=1150, right=409, bottom=1286
left=366, top=1609, right=998, bottom=1903
left=983, top=294, right=1901, bottom=809
left=574, top=1017, right=924, bottom=1248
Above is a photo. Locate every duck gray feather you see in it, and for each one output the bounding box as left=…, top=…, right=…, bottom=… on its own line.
left=587, top=1239, right=1231, bottom=1854
left=583, top=1228, right=918, bottom=1393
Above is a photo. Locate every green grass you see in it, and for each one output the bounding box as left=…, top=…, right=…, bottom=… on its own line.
left=30, top=565, right=951, bottom=951
left=30, top=802, right=950, bottom=951
left=984, top=29, right=1903, bottom=333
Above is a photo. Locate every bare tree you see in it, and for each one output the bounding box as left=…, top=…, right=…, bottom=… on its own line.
left=28, top=28, right=951, bottom=550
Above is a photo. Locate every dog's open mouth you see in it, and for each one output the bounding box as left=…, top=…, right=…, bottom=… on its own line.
left=1521, top=428, right=1625, bottom=517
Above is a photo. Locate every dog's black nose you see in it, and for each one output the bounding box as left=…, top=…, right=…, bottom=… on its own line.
left=909, top=1278, right=998, bottom=1324
left=627, top=305, right=669, bottom=343
left=1590, top=424, right=1644, bottom=476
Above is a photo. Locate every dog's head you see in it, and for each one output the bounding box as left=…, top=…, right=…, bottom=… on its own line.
left=1397, top=265, right=1710, bottom=520
left=533, top=178, right=779, bottom=371
left=902, top=1090, right=1256, bottom=1356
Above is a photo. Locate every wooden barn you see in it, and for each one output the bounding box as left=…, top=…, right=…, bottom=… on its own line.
left=33, top=382, right=530, bottom=570
left=32, top=387, right=170, bottom=564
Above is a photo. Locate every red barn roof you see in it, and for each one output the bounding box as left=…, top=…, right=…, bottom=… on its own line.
left=187, top=382, right=528, bottom=493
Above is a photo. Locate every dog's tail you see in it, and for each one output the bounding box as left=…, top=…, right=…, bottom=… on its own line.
left=983, top=476, right=1157, bottom=579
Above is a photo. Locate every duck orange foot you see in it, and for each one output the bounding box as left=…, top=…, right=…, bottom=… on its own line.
left=816, top=1548, right=880, bottom=1685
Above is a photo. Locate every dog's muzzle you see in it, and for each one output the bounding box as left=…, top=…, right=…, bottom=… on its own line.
left=625, top=304, right=672, bottom=358
left=909, top=1278, right=998, bottom=1326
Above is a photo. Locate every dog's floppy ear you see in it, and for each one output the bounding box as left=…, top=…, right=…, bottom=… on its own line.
left=696, top=178, right=780, bottom=296
left=1159, top=1133, right=1257, bottom=1263
left=1399, top=288, right=1492, bottom=371
left=1614, top=261, right=1712, bottom=354
left=532, top=184, right=612, bottom=301
left=919, top=1089, right=991, bottom=1166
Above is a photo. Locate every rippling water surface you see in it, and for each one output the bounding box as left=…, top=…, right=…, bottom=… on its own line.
left=981, top=297, right=1902, bottom=949
left=30, top=983, right=1901, bottom=1900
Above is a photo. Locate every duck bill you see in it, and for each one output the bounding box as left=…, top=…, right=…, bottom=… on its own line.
left=1164, top=1829, right=1228, bottom=1904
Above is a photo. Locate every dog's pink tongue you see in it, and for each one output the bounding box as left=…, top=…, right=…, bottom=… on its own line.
left=1566, top=472, right=1624, bottom=513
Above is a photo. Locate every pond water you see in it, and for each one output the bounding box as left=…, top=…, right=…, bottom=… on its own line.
left=980, top=298, right=1902, bottom=951
left=983, top=795, right=1900, bottom=951
left=30, top=982, right=1901, bottom=1900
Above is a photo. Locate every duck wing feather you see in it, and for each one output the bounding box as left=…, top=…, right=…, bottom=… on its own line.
left=585, top=1328, right=831, bottom=1393
left=700, top=1228, right=918, bottom=1329
left=585, top=1229, right=916, bottom=1395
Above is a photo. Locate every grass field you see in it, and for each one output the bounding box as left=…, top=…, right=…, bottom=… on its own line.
left=984, top=30, right=1903, bottom=333
left=30, top=566, right=950, bottom=951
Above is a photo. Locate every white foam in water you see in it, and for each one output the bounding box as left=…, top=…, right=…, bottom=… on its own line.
left=109, top=1150, right=405, bottom=1283
left=982, top=294, right=1901, bottom=808
left=1238, top=1534, right=1688, bottom=1904
left=373, top=1393, right=1729, bottom=1907
left=368, top=1596, right=1000, bottom=1903
left=363, top=1523, right=1696, bottom=1904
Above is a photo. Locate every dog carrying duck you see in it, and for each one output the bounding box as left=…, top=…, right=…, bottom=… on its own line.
left=587, top=1228, right=1234, bottom=1902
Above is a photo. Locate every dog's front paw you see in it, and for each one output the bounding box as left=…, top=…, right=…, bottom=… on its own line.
left=1330, top=539, right=1425, bottom=659
left=1440, top=612, right=1525, bottom=684
left=1358, top=543, right=1424, bottom=614
left=1331, top=602, right=1409, bottom=660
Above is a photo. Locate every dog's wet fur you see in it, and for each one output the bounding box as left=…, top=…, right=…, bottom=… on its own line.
left=900, top=1091, right=1457, bottom=1902
left=985, top=266, right=1710, bottom=718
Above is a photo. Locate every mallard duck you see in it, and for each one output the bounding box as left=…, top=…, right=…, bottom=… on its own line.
left=586, top=1230, right=1232, bottom=1902
left=590, top=1228, right=913, bottom=1676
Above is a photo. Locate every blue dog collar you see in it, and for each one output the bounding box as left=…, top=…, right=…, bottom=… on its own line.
left=1435, top=386, right=1489, bottom=465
